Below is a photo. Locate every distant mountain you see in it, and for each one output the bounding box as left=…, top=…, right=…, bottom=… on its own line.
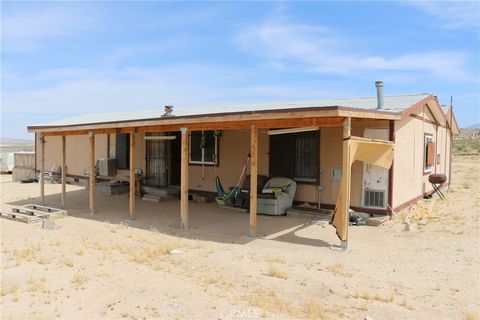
left=465, top=123, right=480, bottom=129
left=0, top=137, right=34, bottom=145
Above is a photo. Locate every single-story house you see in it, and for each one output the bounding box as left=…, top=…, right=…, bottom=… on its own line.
left=27, top=81, right=459, bottom=248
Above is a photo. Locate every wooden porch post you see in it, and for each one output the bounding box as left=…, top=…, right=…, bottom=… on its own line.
left=341, top=117, right=351, bottom=250
left=89, top=132, right=96, bottom=215
left=249, top=124, right=258, bottom=237
left=129, top=131, right=136, bottom=220
left=61, top=135, right=66, bottom=209
left=180, top=127, right=189, bottom=229
left=40, top=134, right=45, bottom=205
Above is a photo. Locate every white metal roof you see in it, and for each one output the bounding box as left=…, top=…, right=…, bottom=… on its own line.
left=30, top=93, right=431, bottom=128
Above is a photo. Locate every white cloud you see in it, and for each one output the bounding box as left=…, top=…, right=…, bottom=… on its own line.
left=405, top=1, right=480, bottom=30
left=235, top=12, right=473, bottom=82
left=1, top=5, right=97, bottom=52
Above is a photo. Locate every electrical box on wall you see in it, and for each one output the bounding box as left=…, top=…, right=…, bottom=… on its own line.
left=331, top=168, right=342, bottom=182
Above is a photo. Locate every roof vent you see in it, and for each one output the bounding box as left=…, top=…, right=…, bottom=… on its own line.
left=163, top=105, right=174, bottom=117
left=375, top=81, right=384, bottom=109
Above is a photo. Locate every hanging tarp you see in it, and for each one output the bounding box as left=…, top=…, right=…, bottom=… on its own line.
left=332, top=136, right=394, bottom=242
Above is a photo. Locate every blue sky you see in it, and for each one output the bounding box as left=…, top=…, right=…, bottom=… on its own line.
left=2, top=1, right=479, bottom=139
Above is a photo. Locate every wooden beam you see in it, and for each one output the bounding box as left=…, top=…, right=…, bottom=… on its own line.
left=40, top=134, right=45, bottom=205
left=89, top=132, right=96, bottom=215
left=180, top=127, right=189, bottom=229
left=61, top=135, right=66, bottom=209
left=249, top=124, right=258, bottom=237
left=340, top=117, right=351, bottom=250
left=37, top=117, right=346, bottom=136
left=129, top=131, right=136, bottom=220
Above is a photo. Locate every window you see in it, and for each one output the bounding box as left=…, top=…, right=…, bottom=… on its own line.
left=424, top=134, right=435, bottom=173
left=269, top=131, right=318, bottom=182
left=189, top=131, right=218, bottom=165
left=116, top=133, right=130, bottom=169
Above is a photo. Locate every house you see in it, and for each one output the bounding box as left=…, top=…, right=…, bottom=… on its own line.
left=27, top=81, right=459, bottom=248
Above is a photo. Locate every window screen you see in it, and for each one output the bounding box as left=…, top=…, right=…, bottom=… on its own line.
left=116, top=133, right=130, bottom=169
left=189, top=131, right=218, bottom=165
left=269, top=131, right=318, bottom=182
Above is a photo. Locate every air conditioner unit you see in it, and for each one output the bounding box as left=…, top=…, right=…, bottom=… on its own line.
left=98, top=158, right=117, bottom=176
left=363, top=189, right=386, bottom=209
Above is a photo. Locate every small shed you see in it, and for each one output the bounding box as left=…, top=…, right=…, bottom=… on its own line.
left=12, top=152, right=36, bottom=182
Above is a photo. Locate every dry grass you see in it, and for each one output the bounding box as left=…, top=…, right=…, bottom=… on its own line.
left=36, top=256, right=52, bottom=265
left=63, top=258, right=74, bottom=268
left=304, top=299, right=329, bottom=319
left=249, top=288, right=298, bottom=317
left=119, top=241, right=179, bottom=266
left=327, top=262, right=351, bottom=277
left=249, top=289, right=332, bottom=319
left=27, top=276, right=45, bottom=293
left=10, top=245, right=40, bottom=266
left=266, top=264, right=288, bottom=280
left=352, top=289, right=394, bottom=303
left=466, top=312, right=479, bottom=320
left=76, top=247, right=85, bottom=256
left=399, top=298, right=416, bottom=311
left=71, top=273, right=89, bottom=289
left=1, top=283, right=19, bottom=296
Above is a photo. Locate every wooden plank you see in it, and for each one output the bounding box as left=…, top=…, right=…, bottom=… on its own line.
left=180, top=127, right=189, bottom=229
left=129, top=131, right=136, bottom=220
left=89, top=132, right=96, bottom=215
left=22, top=204, right=67, bottom=216
left=61, top=135, right=66, bottom=209
left=249, top=124, right=258, bottom=237
left=37, top=116, right=346, bottom=136
left=340, top=117, right=351, bottom=249
left=0, top=212, right=42, bottom=224
left=40, top=134, right=45, bottom=205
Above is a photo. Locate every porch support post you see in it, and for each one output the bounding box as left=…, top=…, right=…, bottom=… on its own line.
left=61, top=135, right=66, bottom=209
left=40, top=134, right=45, bottom=205
left=129, top=131, right=136, bottom=220
left=89, top=132, right=96, bottom=215
left=341, top=117, right=351, bottom=250
left=249, top=124, right=258, bottom=237
left=180, top=127, right=189, bottom=229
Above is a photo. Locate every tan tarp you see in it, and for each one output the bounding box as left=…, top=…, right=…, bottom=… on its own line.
left=332, top=136, right=394, bottom=242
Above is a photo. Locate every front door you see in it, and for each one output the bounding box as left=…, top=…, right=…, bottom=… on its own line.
left=145, top=133, right=168, bottom=187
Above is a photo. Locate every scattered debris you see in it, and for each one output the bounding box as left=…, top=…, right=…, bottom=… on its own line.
left=310, top=220, right=329, bottom=226
left=366, top=216, right=389, bottom=227
left=404, top=222, right=417, bottom=232
left=42, top=219, right=56, bottom=230
left=170, top=249, right=183, bottom=255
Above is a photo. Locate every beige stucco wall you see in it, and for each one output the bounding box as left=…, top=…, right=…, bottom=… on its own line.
left=188, top=129, right=269, bottom=192
left=36, top=132, right=145, bottom=182
left=392, top=106, right=452, bottom=208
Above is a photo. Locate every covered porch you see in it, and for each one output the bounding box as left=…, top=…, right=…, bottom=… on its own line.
left=30, top=106, right=396, bottom=248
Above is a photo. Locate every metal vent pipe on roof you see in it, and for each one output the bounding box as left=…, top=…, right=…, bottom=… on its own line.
left=163, top=105, right=173, bottom=117
left=375, top=81, right=384, bottom=109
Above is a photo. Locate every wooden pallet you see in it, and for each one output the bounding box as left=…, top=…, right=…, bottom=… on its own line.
left=1, top=204, right=66, bottom=224
left=0, top=211, right=43, bottom=224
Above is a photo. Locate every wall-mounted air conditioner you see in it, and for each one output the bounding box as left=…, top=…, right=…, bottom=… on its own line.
left=98, top=158, right=117, bottom=176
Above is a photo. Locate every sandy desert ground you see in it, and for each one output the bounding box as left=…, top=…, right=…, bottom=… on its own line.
left=1, top=155, right=479, bottom=320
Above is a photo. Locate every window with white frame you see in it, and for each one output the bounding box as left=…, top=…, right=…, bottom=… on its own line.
left=189, top=131, right=218, bottom=165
